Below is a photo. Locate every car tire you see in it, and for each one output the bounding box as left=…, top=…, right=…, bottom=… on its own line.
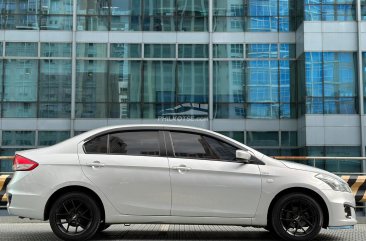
left=270, top=193, right=323, bottom=241
left=49, top=192, right=101, bottom=241
left=97, top=223, right=111, bottom=232
left=264, top=224, right=279, bottom=238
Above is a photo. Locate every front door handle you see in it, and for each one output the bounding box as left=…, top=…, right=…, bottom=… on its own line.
left=86, top=161, right=105, bottom=168
left=172, top=165, right=192, bottom=174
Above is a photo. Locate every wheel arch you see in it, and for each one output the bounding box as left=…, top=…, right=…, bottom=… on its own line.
left=267, top=187, right=329, bottom=228
left=44, top=185, right=106, bottom=222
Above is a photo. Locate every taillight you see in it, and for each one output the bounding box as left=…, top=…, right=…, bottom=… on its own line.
left=13, top=155, right=38, bottom=171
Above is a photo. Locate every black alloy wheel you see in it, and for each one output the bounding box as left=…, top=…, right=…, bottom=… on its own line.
left=49, top=192, right=101, bottom=241
left=271, top=193, right=323, bottom=241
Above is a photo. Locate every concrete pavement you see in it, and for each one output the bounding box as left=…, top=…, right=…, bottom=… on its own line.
left=0, top=214, right=365, bottom=241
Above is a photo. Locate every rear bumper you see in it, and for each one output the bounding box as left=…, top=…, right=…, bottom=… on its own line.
left=6, top=172, right=46, bottom=220
left=7, top=191, right=45, bottom=220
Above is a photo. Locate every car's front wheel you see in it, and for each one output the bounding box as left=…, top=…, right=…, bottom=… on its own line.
left=49, top=192, right=101, bottom=241
left=270, top=193, right=323, bottom=241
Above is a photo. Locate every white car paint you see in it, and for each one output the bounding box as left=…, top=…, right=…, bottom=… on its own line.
left=6, top=124, right=357, bottom=231
left=78, top=153, right=171, bottom=216
left=168, top=157, right=262, bottom=218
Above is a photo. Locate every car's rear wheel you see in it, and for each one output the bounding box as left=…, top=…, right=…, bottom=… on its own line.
left=49, top=192, right=101, bottom=241
left=271, top=193, right=323, bottom=241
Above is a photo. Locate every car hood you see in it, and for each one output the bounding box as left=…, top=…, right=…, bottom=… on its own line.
left=280, top=160, right=334, bottom=176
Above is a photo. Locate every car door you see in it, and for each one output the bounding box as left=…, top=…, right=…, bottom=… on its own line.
left=167, top=131, right=262, bottom=218
left=78, top=130, right=171, bottom=216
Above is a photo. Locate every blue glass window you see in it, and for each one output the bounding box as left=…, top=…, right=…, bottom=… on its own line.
left=247, top=131, right=279, bottom=146
left=280, top=60, right=292, bottom=103
left=6, top=42, right=38, bottom=57
left=281, top=131, right=298, bottom=146
left=39, top=59, right=72, bottom=118
left=75, top=60, right=108, bottom=118
left=213, top=0, right=294, bottom=32
left=214, top=43, right=295, bottom=119
left=279, top=17, right=290, bottom=32
left=304, top=5, right=321, bottom=20
left=110, top=44, right=141, bottom=58
left=246, top=61, right=279, bottom=102
left=322, top=5, right=335, bottom=20
left=305, top=52, right=323, bottom=97
left=178, top=44, right=208, bottom=58
left=305, top=146, right=362, bottom=173
left=336, top=4, right=355, bottom=21
left=246, top=44, right=278, bottom=58
left=144, top=44, right=175, bottom=58
left=305, top=52, right=357, bottom=114
left=362, top=0, right=366, bottom=20
left=323, top=52, right=356, bottom=97
left=246, top=16, right=278, bottom=32
left=3, top=59, right=38, bottom=102
left=143, top=61, right=176, bottom=103
left=280, top=44, right=296, bottom=59
left=142, top=60, right=208, bottom=119
left=38, top=131, right=70, bottom=146
left=247, top=0, right=278, bottom=16
left=213, top=44, right=244, bottom=58
left=218, top=131, right=244, bottom=143
left=304, top=0, right=356, bottom=21
left=279, top=0, right=290, bottom=16
left=247, top=103, right=279, bottom=119
left=41, top=43, right=72, bottom=57
left=178, top=61, right=208, bottom=103
left=306, top=97, right=323, bottom=114
left=2, top=131, right=35, bottom=146
left=0, top=1, right=73, bottom=30
left=109, top=61, right=142, bottom=118
left=110, top=0, right=142, bottom=31
left=76, top=43, right=107, bottom=58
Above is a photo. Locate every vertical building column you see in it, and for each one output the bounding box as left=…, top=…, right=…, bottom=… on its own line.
left=71, top=0, right=77, bottom=136
left=356, top=1, right=366, bottom=216
left=208, top=0, right=213, bottom=130
left=356, top=0, right=366, bottom=165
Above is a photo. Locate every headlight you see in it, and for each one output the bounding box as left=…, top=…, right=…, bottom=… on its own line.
left=315, top=174, right=352, bottom=193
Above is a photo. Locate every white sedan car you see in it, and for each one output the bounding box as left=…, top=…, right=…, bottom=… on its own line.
left=7, top=125, right=356, bottom=241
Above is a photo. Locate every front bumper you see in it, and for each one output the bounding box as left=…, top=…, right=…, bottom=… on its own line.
left=323, top=189, right=357, bottom=228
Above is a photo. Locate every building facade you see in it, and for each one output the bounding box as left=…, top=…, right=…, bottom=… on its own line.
left=0, top=0, right=366, bottom=174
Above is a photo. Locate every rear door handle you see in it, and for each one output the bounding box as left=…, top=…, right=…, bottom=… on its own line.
left=172, top=165, right=192, bottom=174
left=86, top=161, right=105, bottom=168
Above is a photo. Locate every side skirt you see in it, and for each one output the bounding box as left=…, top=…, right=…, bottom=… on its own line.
left=105, top=215, right=253, bottom=226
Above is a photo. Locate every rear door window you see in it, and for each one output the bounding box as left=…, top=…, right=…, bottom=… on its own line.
left=109, top=131, right=160, bottom=156
left=84, top=135, right=108, bottom=154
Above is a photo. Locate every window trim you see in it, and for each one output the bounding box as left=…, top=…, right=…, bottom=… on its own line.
left=82, top=126, right=264, bottom=164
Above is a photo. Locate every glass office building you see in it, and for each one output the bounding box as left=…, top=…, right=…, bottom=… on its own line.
left=0, top=0, right=366, bottom=174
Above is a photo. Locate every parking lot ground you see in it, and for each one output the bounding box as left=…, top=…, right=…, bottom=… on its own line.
left=0, top=214, right=366, bottom=241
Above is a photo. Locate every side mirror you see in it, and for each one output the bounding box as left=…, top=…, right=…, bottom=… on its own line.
left=236, top=150, right=251, bottom=163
